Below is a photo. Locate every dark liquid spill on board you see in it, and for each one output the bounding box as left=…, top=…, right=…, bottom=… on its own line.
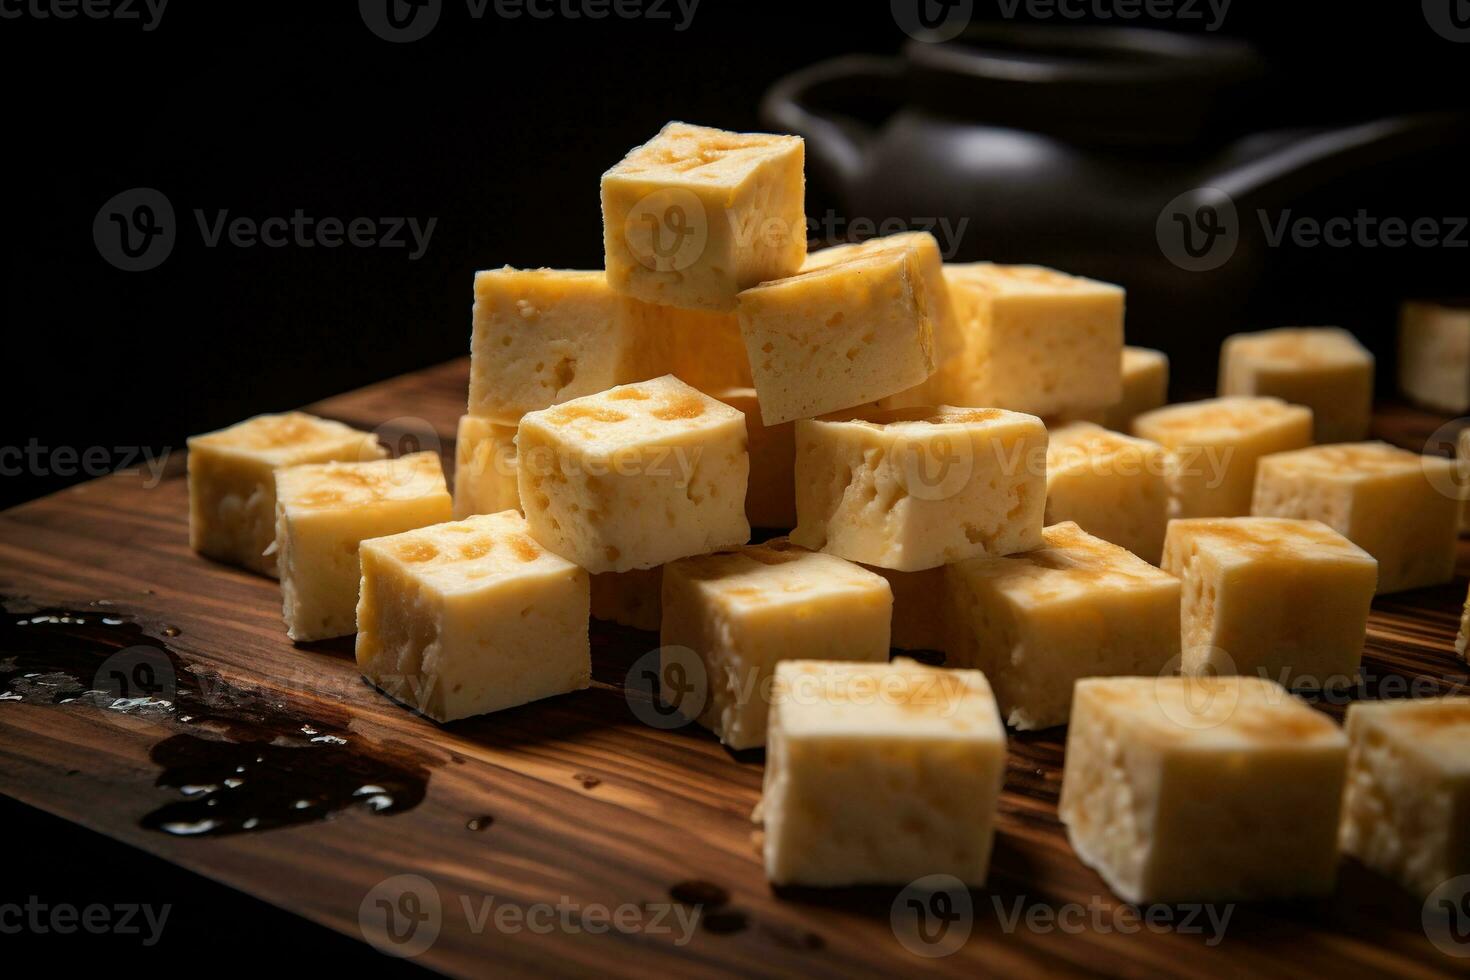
left=0, top=597, right=434, bottom=837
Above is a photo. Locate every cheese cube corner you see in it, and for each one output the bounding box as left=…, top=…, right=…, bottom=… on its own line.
left=1399, top=300, right=1470, bottom=413
left=453, top=415, right=519, bottom=519
left=1045, top=422, right=1170, bottom=564
left=1220, top=327, right=1374, bottom=444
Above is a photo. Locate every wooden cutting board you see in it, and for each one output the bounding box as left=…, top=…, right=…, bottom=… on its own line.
left=3, top=359, right=1469, bottom=978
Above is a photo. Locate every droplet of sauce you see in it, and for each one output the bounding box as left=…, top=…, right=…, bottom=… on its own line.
left=573, top=773, right=601, bottom=790
left=466, top=815, right=495, bottom=832
left=161, top=625, right=181, bottom=637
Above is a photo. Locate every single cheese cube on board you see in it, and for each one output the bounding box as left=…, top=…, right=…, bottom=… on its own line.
left=1060, top=676, right=1348, bottom=904
left=660, top=539, right=891, bottom=750
left=866, top=564, right=946, bottom=652
left=602, top=122, right=806, bottom=313
left=1340, top=698, right=1470, bottom=898
left=1399, top=300, right=1470, bottom=412
left=945, top=523, right=1181, bottom=730
left=666, top=308, right=752, bottom=391
left=188, top=412, right=385, bottom=577
left=517, top=375, right=750, bottom=573
left=738, top=248, right=936, bottom=425
left=1219, top=327, right=1374, bottom=444
left=1161, top=518, right=1377, bottom=688
left=943, top=263, right=1124, bottom=418
left=275, top=453, right=452, bottom=642
left=1045, top=422, right=1171, bottom=564
left=356, top=511, right=590, bottom=723
left=712, top=387, right=795, bottom=529
left=453, top=415, right=519, bottom=519
left=791, top=407, right=1047, bottom=571
left=1133, top=396, right=1313, bottom=518
left=468, top=268, right=671, bottom=424
left=1252, top=442, right=1458, bottom=594
left=590, top=567, right=662, bottom=632
left=760, top=659, right=1006, bottom=887
left=1102, top=346, right=1170, bottom=433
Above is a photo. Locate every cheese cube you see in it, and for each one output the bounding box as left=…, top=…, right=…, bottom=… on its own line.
left=1161, top=518, right=1377, bottom=688
left=1219, top=327, right=1374, bottom=444
left=356, top=511, right=590, bottom=722
left=467, top=268, right=670, bottom=424
left=1459, top=584, right=1470, bottom=660
left=275, top=453, right=452, bottom=642
left=660, top=540, right=891, bottom=750
left=1045, top=422, right=1170, bottom=564
left=790, top=407, right=1047, bottom=571
left=1340, top=697, right=1470, bottom=897
left=187, top=412, right=385, bottom=577
left=712, top=387, right=795, bottom=528
left=866, top=565, right=946, bottom=652
left=738, top=248, right=936, bottom=425
left=1060, top=676, right=1347, bottom=904
left=1102, top=346, right=1170, bottom=433
left=601, top=122, right=806, bottom=313
left=1399, top=300, right=1470, bottom=412
left=1252, top=442, right=1459, bottom=594
left=1133, top=396, right=1313, bottom=518
left=517, top=375, right=750, bottom=573
left=1458, top=427, right=1470, bottom=535
left=666, top=309, right=752, bottom=391
left=590, top=567, right=662, bottom=631
left=453, top=415, right=519, bottom=519
left=761, top=659, right=1005, bottom=887
left=945, top=522, right=1181, bottom=730
left=943, top=263, right=1124, bottom=417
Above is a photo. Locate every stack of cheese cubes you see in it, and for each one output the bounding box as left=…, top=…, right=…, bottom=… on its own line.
left=185, top=121, right=1470, bottom=905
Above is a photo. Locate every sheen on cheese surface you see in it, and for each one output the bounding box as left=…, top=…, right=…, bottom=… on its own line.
left=356, top=510, right=590, bottom=723
left=453, top=415, right=519, bottom=520
left=1399, top=300, right=1470, bottom=413
left=1219, top=327, right=1374, bottom=444
left=1045, top=422, right=1171, bottom=564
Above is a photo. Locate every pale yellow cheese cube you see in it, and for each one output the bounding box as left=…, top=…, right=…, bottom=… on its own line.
left=945, top=523, right=1180, bottom=730
left=590, top=567, right=662, bottom=631
left=517, top=375, right=750, bottom=573
left=1102, top=346, right=1170, bottom=433
left=791, top=407, right=1046, bottom=571
left=1459, top=583, right=1470, bottom=660
left=453, top=415, right=519, bottom=519
left=275, top=453, right=452, bottom=642
left=943, top=263, right=1124, bottom=417
left=1133, top=396, right=1313, bottom=518
left=1161, top=518, right=1377, bottom=688
left=356, top=511, right=590, bottom=722
left=467, top=268, right=670, bottom=424
left=1399, top=300, right=1470, bottom=412
left=666, top=308, right=752, bottom=391
left=1060, top=676, right=1347, bottom=904
left=1045, top=422, right=1170, bottom=564
left=1219, top=327, right=1374, bottom=444
left=712, top=387, right=795, bottom=529
left=760, top=658, right=1005, bottom=887
left=738, top=248, right=936, bottom=425
left=188, top=412, right=385, bottom=577
left=601, top=122, right=806, bottom=312
left=660, top=540, right=891, bottom=750
left=1458, top=428, right=1470, bottom=535
left=866, top=565, right=946, bottom=652
left=1252, top=442, right=1459, bottom=594
left=1340, top=698, right=1470, bottom=898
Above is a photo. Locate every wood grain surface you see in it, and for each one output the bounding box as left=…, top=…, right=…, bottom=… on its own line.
left=3, top=359, right=1470, bottom=978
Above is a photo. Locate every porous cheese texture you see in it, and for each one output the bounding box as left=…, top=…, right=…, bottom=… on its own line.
left=660, top=539, right=891, bottom=750
left=468, top=268, right=670, bottom=424
left=453, top=415, right=519, bottom=519
left=356, top=510, right=590, bottom=722
left=790, top=407, right=1047, bottom=571
left=1161, top=518, right=1377, bottom=688
left=943, top=263, right=1124, bottom=417
left=1045, top=422, right=1170, bottom=564
left=1399, top=300, right=1470, bottom=413
left=1059, top=676, right=1348, bottom=904
left=712, top=387, right=795, bottom=529
left=1251, top=442, right=1458, bottom=594
left=275, top=452, right=452, bottom=642
left=738, top=248, right=936, bottom=425
left=517, top=375, right=750, bottom=573
left=1133, top=396, right=1313, bottom=518
left=601, top=122, right=806, bottom=312
left=1219, top=327, right=1374, bottom=444
left=590, top=567, right=662, bottom=631
left=187, top=412, right=385, bottom=577
left=1103, top=346, right=1170, bottom=433
left=945, top=522, right=1180, bottom=730
left=761, top=659, right=1005, bottom=887
left=867, top=565, right=946, bottom=652
left=1340, top=698, right=1470, bottom=898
